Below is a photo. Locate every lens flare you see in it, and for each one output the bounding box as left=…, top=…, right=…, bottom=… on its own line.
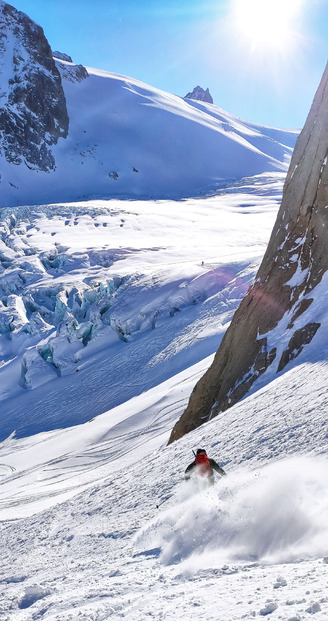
left=232, top=0, right=304, bottom=50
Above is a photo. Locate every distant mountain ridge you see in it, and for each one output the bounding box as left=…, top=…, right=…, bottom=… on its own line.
left=0, top=1, right=298, bottom=208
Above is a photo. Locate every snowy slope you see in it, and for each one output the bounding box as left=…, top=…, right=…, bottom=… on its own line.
left=1, top=353, right=328, bottom=619
left=1, top=58, right=298, bottom=207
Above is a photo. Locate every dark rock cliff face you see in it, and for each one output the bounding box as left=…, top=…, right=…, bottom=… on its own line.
left=169, top=62, right=328, bottom=444
left=0, top=1, right=69, bottom=171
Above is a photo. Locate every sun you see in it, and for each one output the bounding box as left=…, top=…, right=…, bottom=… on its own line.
left=232, top=0, right=303, bottom=50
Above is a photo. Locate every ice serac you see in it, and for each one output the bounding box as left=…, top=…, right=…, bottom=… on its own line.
left=169, top=62, right=328, bottom=444
left=184, top=86, right=213, bottom=104
left=0, top=1, right=69, bottom=171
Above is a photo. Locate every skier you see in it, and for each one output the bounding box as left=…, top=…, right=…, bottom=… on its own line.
left=184, top=448, right=226, bottom=485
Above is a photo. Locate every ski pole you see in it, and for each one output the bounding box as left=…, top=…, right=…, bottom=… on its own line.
left=193, top=449, right=201, bottom=465
left=156, top=494, right=173, bottom=509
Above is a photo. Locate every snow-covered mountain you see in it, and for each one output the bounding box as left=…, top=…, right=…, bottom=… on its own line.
left=0, top=1, right=297, bottom=208
left=0, top=1, right=298, bottom=441
left=2, top=3, right=328, bottom=620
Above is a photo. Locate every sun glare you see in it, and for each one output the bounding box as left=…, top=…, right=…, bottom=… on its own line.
left=232, top=0, right=303, bottom=50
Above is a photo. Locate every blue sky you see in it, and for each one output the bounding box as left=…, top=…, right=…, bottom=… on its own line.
left=10, top=0, right=328, bottom=129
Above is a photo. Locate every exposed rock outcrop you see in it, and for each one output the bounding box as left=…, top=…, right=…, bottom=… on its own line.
left=184, top=86, right=213, bottom=104
left=169, top=62, right=328, bottom=444
left=55, top=59, right=89, bottom=83
left=52, top=50, right=73, bottom=63
left=0, top=1, right=69, bottom=172
left=52, top=49, right=89, bottom=83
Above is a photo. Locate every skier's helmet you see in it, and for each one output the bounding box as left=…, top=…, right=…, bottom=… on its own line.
left=196, top=448, right=207, bottom=455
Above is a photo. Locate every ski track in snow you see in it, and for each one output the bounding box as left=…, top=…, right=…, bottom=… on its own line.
left=1, top=175, right=328, bottom=619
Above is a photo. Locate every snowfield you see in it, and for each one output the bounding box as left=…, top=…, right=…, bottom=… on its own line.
left=1, top=172, right=328, bottom=620
left=0, top=174, right=282, bottom=440
left=1, top=59, right=298, bottom=208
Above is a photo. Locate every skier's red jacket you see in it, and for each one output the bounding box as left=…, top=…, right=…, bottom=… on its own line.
left=184, top=453, right=226, bottom=484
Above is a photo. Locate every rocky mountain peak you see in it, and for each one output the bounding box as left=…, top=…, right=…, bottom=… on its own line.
left=0, top=1, right=69, bottom=172
left=169, top=61, right=328, bottom=444
left=184, top=85, right=213, bottom=104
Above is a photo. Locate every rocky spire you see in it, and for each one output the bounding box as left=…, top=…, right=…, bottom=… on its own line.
left=0, top=1, right=69, bottom=172
left=169, top=62, right=328, bottom=444
left=184, top=86, right=213, bottom=104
